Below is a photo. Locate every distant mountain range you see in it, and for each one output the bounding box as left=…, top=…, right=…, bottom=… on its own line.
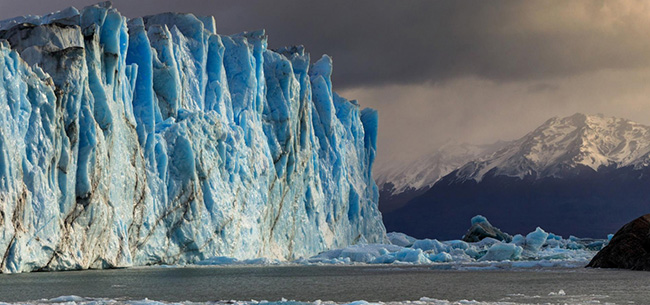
left=375, top=141, right=507, bottom=212
left=381, top=113, right=650, bottom=239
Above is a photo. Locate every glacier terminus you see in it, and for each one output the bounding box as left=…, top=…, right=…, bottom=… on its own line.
left=0, top=2, right=386, bottom=273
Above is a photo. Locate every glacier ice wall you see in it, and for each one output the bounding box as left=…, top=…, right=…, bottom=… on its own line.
left=0, top=2, right=385, bottom=273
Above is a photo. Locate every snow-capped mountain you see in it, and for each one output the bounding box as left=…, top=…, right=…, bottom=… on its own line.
left=384, top=113, right=650, bottom=240
left=454, top=113, right=650, bottom=182
left=376, top=142, right=505, bottom=194
left=0, top=3, right=385, bottom=273
left=375, top=141, right=506, bottom=212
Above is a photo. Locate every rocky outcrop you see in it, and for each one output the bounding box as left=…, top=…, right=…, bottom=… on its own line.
left=587, top=214, right=650, bottom=270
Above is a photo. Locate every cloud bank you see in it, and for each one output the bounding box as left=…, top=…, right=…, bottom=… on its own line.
left=3, top=0, right=650, bottom=166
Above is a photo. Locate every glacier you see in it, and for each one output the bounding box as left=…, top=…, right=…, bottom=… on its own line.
left=0, top=2, right=385, bottom=273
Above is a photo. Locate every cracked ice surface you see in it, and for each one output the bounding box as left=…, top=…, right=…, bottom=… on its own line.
left=0, top=2, right=385, bottom=273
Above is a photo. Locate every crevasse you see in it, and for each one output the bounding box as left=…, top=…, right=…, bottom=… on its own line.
left=0, top=2, right=385, bottom=273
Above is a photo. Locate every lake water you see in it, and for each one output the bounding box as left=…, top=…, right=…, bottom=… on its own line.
left=0, top=265, right=647, bottom=304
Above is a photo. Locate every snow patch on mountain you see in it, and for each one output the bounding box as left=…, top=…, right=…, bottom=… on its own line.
left=454, top=113, right=650, bottom=182
left=375, top=141, right=506, bottom=195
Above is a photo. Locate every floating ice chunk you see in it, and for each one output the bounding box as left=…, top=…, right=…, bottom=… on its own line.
left=428, top=252, right=453, bottom=263
left=369, top=254, right=396, bottom=264
left=544, top=238, right=563, bottom=249
left=478, top=243, right=523, bottom=262
left=300, top=224, right=603, bottom=267
left=472, top=237, right=501, bottom=250
left=195, top=256, right=282, bottom=266
left=444, top=240, right=470, bottom=250
left=524, top=227, right=549, bottom=252
left=446, top=249, right=474, bottom=262
left=5, top=295, right=617, bottom=305
left=547, top=233, right=563, bottom=241
left=411, top=239, right=450, bottom=253
left=463, top=215, right=512, bottom=243
left=567, top=242, right=582, bottom=250
left=463, top=247, right=481, bottom=260
left=196, top=256, right=239, bottom=265
left=311, top=244, right=401, bottom=263
left=391, top=248, right=430, bottom=264
left=585, top=240, right=606, bottom=250
left=48, top=296, right=87, bottom=302
left=344, top=302, right=373, bottom=305
left=339, top=245, right=391, bottom=263
left=471, top=215, right=489, bottom=225
left=387, top=232, right=417, bottom=247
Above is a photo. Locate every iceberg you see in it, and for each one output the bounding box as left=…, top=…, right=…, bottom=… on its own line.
left=287, top=216, right=607, bottom=268
left=522, top=227, right=549, bottom=253
left=386, top=232, right=416, bottom=247
left=462, top=214, right=512, bottom=243
left=309, top=244, right=401, bottom=264
left=478, top=243, right=523, bottom=262
left=0, top=2, right=385, bottom=273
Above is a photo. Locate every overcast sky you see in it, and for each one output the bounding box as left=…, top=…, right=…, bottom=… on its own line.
left=3, top=1, right=650, bottom=168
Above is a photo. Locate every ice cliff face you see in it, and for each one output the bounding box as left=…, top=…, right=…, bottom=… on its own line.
left=0, top=2, right=385, bottom=273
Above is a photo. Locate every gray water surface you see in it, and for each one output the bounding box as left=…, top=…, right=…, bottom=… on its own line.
left=0, top=265, right=648, bottom=304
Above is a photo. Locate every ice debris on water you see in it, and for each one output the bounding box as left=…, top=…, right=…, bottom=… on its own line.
left=4, top=294, right=615, bottom=305
left=195, top=216, right=609, bottom=269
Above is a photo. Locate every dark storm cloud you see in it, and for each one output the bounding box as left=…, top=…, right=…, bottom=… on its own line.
left=527, top=83, right=560, bottom=94
left=5, top=0, right=650, bottom=168
left=2, top=1, right=650, bottom=89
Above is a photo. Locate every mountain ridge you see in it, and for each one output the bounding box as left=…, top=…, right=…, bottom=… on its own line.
left=375, top=141, right=506, bottom=194
left=375, top=141, right=507, bottom=212
left=383, top=113, right=650, bottom=240
left=453, top=113, right=650, bottom=182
